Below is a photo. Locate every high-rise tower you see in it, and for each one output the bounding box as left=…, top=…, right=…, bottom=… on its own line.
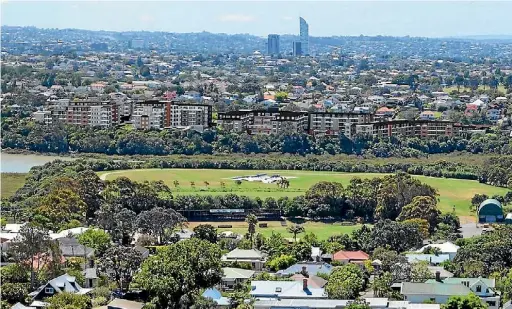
left=267, top=34, right=280, bottom=56
left=299, top=17, right=309, bottom=55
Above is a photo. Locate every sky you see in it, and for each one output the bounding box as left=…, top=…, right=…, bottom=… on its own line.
left=2, top=0, right=512, bottom=38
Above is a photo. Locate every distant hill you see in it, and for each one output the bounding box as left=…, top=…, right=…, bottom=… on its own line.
left=451, top=35, right=512, bottom=42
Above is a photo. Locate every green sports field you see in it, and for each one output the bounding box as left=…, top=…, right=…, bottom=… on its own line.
left=188, top=221, right=363, bottom=240
left=98, top=169, right=509, bottom=217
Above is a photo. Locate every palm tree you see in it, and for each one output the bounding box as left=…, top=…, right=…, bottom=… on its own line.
left=220, top=181, right=226, bottom=189
left=245, top=214, right=258, bottom=247
left=204, top=181, right=210, bottom=188
left=190, top=181, right=195, bottom=188
left=287, top=224, right=305, bottom=243
left=173, top=180, right=179, bottom=188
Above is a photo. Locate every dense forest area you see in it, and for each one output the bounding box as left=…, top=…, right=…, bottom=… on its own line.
left=1, top=119, right=511, bottom=157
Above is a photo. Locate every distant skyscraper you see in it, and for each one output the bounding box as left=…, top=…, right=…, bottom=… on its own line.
left=293, top=41, right=302, bottom=56
left=299, top=17, right=309, bottom=55
left=267, top=34, right=280, bottom=56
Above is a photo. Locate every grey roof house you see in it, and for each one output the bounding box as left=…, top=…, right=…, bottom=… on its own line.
left=222, top=249, right=267, bottom=271
left=221, top=267, right=255, bottom=290
left=29, top=273, right=92, bottom=307
left=250, top=280, right=326, bottom=300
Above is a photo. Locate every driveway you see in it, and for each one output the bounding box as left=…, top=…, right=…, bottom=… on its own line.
left=460, top=223, right=482, bottom=238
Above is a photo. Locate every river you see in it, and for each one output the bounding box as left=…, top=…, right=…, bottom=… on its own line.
left=1, top=153, right=75, bottom=173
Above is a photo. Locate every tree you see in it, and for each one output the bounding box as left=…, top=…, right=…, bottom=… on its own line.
left=267, top=254, right=297, bottom=271
left=46, top=292, right=92, bottom=309
left=34, top=188, right=87, bottom=229
left=442, top=293, right=488, bottom=309
left=98, top=245, right=143, bottom=291
left=411, top=261, right=433, bottom=282
left=190, top=181, right=195, bottom=188
left=173, top=180, right=180, bottom=188
left=325, top=263, right=365, bottom=299
left=369, top=220, right=423, bottom=253
left=291, top=242, right=312, bottom=261
left=287, top=224, right=305, bottom=242
left=77, top=229, right=111, bottom=257
left=137, top=207, right=186, bottom=244
left=95, top=204, right=136, bottom=245
left=1, top=283, right=29, bottom=304
left=193, top=224, right=218, bottom=243
left=471, top=194, right=489, bottom=211
left=203, top=181, right=209, bottom=188
left=375, top=173, right=437, bottom=221
left=8, top=224, right=51, bottom=289
left=134, top=238, right=222, bottom=309
left=497, top=268, right=512, bottom=302
left=398, top=196, right=440, bottom=233
left=245, top=214, right=258, bottom=246
left=346, top=299, right=371, bottom=309
left=0, top=264, right=29, bottom=284
left=372, top=272, right=393, bottom=297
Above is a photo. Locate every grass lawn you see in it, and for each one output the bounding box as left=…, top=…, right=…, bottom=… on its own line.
left=1, top=173, right=27, bottom=198
left=99, top=169, right=510, bottom=217
left=187, top=220, right=364, bottom=240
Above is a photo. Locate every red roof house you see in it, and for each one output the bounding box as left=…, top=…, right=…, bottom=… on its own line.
left=332, top=250, right=370, bottom=264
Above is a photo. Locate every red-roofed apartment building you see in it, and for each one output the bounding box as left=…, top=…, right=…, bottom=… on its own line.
left=333, top=250, right=370, bottom=264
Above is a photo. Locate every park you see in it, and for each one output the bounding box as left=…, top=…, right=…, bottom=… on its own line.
left=98, top=168, right=509, bottom=218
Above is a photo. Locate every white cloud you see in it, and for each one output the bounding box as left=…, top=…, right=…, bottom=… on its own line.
left=282, top=16, right=293, bottom=21
left=217, top=14, right=256, bottom=22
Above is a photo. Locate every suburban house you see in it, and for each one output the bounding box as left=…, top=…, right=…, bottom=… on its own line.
left=29, top=273, right=92, bottom=308
left=290, top=274, right=327, bottom=288
left=221, top=249, right=267, bottom=271
left=416, top=242, right=459, bottom=261
left=419, top=111, right=435, bottom=120
left=405, top=254, right=450, bottom=265
left=253, top=298, right=435, bottom=309
left=93, top=298, right=145, bottom=309
left=277, top=263, right=333, bottom=277
left=332, top=250, right=370, bottom=264
left=221, top=267, right=255, bottom=290
left=250, top=280, right=327, bottom=300
left=478, top=199, right=504, bottom=223
left=401, top=276, right=499, bottom=309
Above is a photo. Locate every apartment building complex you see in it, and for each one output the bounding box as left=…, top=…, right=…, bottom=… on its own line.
left=218, top=109, right=482, bottom=139
left=131, top=101, right=165, bottom=129
left=354, top=120, right=457, bottom=138
left=308, top=112, right=375, bottom=137
left=218, top=110, right=308, bottom=134
left=166, top=102, right=213, bottom=129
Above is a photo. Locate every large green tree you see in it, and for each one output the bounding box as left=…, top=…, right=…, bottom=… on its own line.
left=193, top=224, right=218, bottom=243
left=136, top=207, right=186, bottom=244
left=8, top=224, right=51, bottom=289
left=245, top=214, right=258, bottom=246
left=134, top=238, right=223, bottom=309
left=98, top=245, right=142, bottom=291
left=325, top=263, right=365, bottom=299
left=46, top=292, right=92, bottom=309
left=77, top=229, right=111, bottom=257
left=397, top=196, right=440, bottom=233
left=287, top=224, right=305, bottom=243
left=442, top=293, right=487, bottom=309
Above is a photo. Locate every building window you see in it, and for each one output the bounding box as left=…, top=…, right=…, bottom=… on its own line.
left=487, top=301, right=496, bottom=307
left=45, top=287, right=54, bottom=294
left=476, top=285, right=482, bottom=293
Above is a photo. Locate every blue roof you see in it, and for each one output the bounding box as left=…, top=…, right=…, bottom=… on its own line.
left=202, top=288, right=222, bottom=300
left=250, top=281, right=326, bottom=299
left=406, top=254, right=450, bottom=264
left=277, top=263, right=333, bottom=276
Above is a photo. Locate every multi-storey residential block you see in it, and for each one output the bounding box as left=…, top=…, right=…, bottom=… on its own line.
left=308, top=112, right=375, bottom=137
left=217, top=110, right=253, bottom=132
left=218, top=109, right=308, bottom=134
left=33, top=110, right=53, bottom=125
left=165, top=101, right=212, bottom=129
left=66, top=100, right=119, bottom=127
left=131, top=100, right=165, bottom=130
left=355, top=120, right=457, bottom=138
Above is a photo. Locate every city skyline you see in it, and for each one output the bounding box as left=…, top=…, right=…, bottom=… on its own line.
left=2, top=1, right=512, bottom=38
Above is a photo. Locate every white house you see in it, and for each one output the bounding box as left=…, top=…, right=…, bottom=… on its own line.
left=416, top=242, right=459, bottom=261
